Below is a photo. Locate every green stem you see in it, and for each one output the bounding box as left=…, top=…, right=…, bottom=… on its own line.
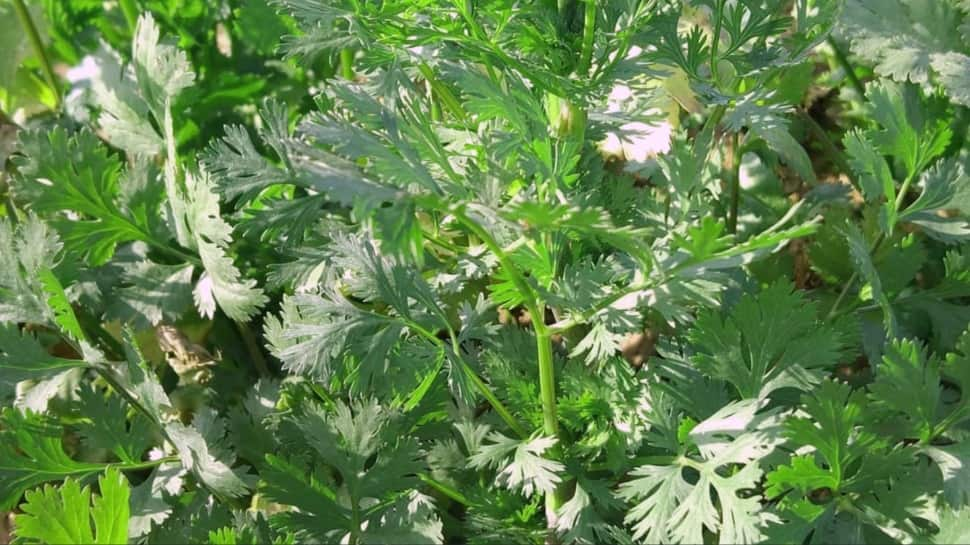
left=406, top=315, right=529, bottom=438
left=710, top=0, right=726, bottom=81
left=462, top=359, right=529, bottom=438
left=340, top=48, right=355, bottom=80
left=535, top=327, right=559, bottom=441
left=577, top=0, right=596, bottom=74
left=727, top=131, right=741, bottom=234
left=894, top=172, right=917, bottom=211
left=418, top=473, right=472, bottom=507
left=111, top=456, right=179, bottom=473
left=162, top=100, right=190, bottom=248
left=235, top=321, right=270, bottom=377
left=454, top=207, right=566, bottom=536
left=828, top=37, right=866, bottom=98
left=118, top=0, right=139, bottom=34
left=349, top=499, right=363, bottom=545
left=826, top=231, right=887, bottom=319
left=536, top=324, right=566, bottom=532
left=798, top=108, right=852, bottom=183
left=12, top=0, right=60, bottom=109
left=417, top=63, right=467, bottom=122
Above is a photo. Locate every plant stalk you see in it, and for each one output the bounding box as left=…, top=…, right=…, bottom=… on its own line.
left=418, top=473, right=472, bottom=507
left=577, top=0, right=596, bottom=75
left=710, top=0, right=726, bottom=80
left=828, top=37, right=866, bottom=97
left=340, top=48, right=355, bottom=80
left=235, top=321, right=270, bottom=377
left=12, top=0, right=60, bottom=109
left=118, top=0, right=139, bottom=34
left=536, top=322, right=566, bottom=533
left=727, top=131, right=741, bottom=234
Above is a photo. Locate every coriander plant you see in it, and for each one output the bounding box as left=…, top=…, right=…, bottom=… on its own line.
left=2, top=0, right=970, bottom=544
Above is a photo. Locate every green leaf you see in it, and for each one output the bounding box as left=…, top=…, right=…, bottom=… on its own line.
left=131, top=13, right=195, bottom=116
left=0, top=214, right=62, bottom=324
left=865, top=80, right=951, bottom=179
left=14, top=468, right=130, bottom=545
left=931, top=504, right=970, bottom=543
left=75, top=385, right=153, bottom=464
left=869, top=338, right=943, bottom=442
left=0, top=408, right=108, bottom=509
left=13, top=128, right=164, bottom=265
left=843, top=129, right=895, bottom=206
left=689, top=281, right=848, bottom=398
left=468, top=433, right=564, bottom=499
left=775, top=380, right=914, bottom=503
left=723, top=94, right=816, bottom=184
left=924, top=442, right=970, bottom=508
left=263, top=400, right=425, bottom=542
left=619, top=409, right=779, bottom=545
left=166, top=408, right=253, bottom=500
left=182, top=169, right=267, bottom=321
left=106, top=259, right=195, bottom=328
left=842, top=0, right=970, bottom=106
left=841, top=222, right=897, bottom=335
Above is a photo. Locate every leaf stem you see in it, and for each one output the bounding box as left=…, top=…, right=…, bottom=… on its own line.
left=797, top=108, right=852, bottom=183
left=118, top=0, right=139, bottom=34
left=406, top=316, right=529, bottom=438
left=826, top=232, right=886, bottom=319
left=418, top=473, right=472, bottom=507
left=727, top=131, right=741, bottom=234
left=461, top=358, right=529, bottom=439
left=111, top=456, right=179, bottom=473
left=827, top=37, right=866, bottom=98
left=452, top=207, right=567, bottom=535
left=710, top=0, right=726, bottom=80
left=235, top=321, right=270, bottom=376
left=340, top=49, right=355, bottom=80
left=577, top=0, right=596, bottom=75
left=12, top=0, right=60, bottom=109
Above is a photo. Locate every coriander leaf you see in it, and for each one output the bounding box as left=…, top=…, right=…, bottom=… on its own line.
left=0, top=214, right=62, bottom=324
left=865, top=80, right=951, bottom=179
left=869, top=339, right=943, bottom=442
left=469, top=433, right=564, bottom=499
left=131, top=13, right=195, bottom=116
left=843, top=129, right=895, bottom=205
left=263, top=400, right=426, bottom=542
left=772, top=379, right=915, bottom=511
left=841, top=222, right=897, bottom=335
left=182, top=169, right=267, bottom=321
left=128, top=463, right=184, bottom=539
left=74, top=385, right=153, bottom=465
left=88, top=47, right=164, bottom=156
left=360, top=491, right=444, bottom=545
left=841, top=0, right=970, bottom=106
left=924, top=442, right=970, bottom=508
left=901, top=157, right=970, bottom=218
left=688, top=281, right=847, bottom=398
left=723, top=94, right=816, bottom=184
left=14, top=468, right=130, bottom=545
left=106, top=259, right=194, bottom=328
left=931, top=504, right=970, bottom=543
left=619, top=421, right=779, bottom=545
left=0, top=409, right=108, bottom=509
left=12, top=128, right=167, bottom=265
left=166, top=408, right=253, bottom=500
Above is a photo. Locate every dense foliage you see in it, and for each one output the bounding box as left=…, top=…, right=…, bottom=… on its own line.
left=2, top=0, right=970, bottom=543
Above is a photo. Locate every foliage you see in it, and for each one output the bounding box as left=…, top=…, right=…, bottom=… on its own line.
left=2, top=0, right=970, bottom=544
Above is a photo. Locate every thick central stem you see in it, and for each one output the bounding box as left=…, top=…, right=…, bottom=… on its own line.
left=535, top=320, right=565, bottom=531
